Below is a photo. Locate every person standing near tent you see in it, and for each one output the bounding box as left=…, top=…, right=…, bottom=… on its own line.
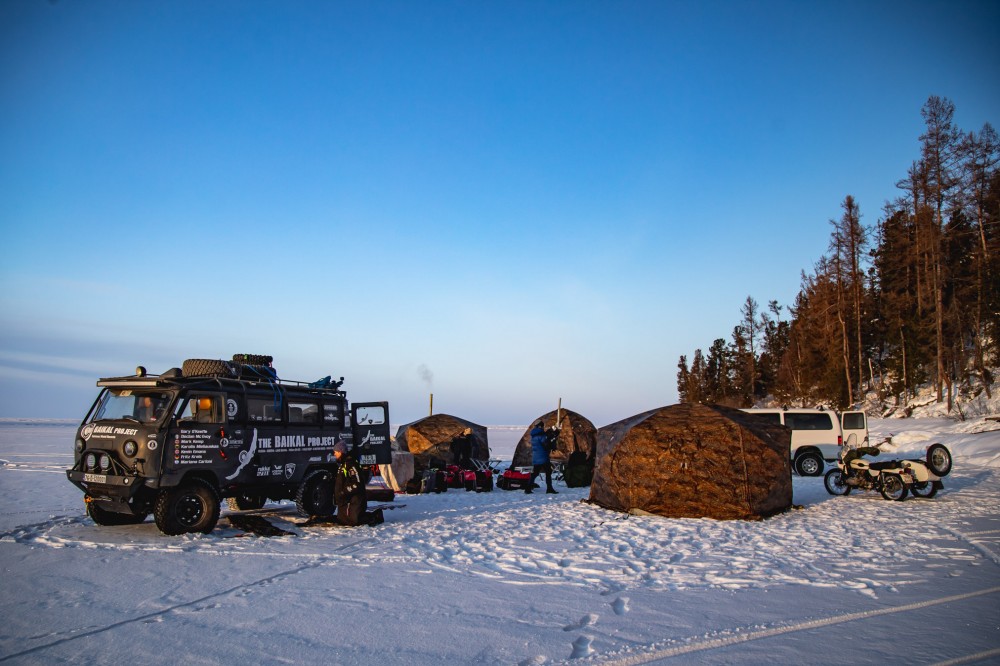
left=333, top=441, right=384, bottom=526
left=527, top=420, right=558, bottom=494
left=450, top=428, right=474, bottom=469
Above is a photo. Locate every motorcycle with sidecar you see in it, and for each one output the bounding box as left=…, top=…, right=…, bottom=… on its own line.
left=823, top=436, right=952, bottom=501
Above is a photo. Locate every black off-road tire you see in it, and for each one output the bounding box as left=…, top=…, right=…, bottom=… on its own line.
left=87, top=501, right=148, bottom=526
left=154, top=479, right=221, bottom=535
left=926, top=444, right=952, bottom=477
left=296, top=470, right=334, bottom=516
left=879, top=474, right=908, bottom=501
left=795, top=451, right=825, bottom=477
left=823, top=469, right=851, bottom=496
left=232, top=354, right=273, bottom=366
left=226, top=494, right=267, bottom=511
left=910, top=481, right=939, bottom=498
left=182, top=358, right=235, bottom=378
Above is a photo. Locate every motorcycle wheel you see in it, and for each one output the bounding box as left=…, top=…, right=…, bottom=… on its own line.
left=910, top=481, right=938, bottom=498
left=879, top=474, right=908, bottom=501
left=823, top=469, right=851, bottom=496
left=926, top=444, right=952, bottom=477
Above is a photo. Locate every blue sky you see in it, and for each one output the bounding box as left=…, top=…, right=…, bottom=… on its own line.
left=2, top=0, right=998, bottom=425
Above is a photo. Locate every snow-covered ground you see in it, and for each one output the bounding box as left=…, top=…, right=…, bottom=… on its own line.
left=1, top=417, right=998, bottom=665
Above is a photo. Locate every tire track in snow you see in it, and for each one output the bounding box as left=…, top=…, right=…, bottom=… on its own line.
left=566, top=586, right=1000, bottom=665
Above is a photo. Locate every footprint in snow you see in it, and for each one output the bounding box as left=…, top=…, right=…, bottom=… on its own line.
left=669, top=553, right=684, bottom=564
left=562, top=613, right=598, bottom=631
left=570, top=635, right=594, bottom=659
left=611, top=597, right=630, bottom=615
left=518, top=656, right=547, bottom=666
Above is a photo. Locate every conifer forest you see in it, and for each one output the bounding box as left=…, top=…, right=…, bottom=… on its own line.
left=677, top=96, right=999, bottom=413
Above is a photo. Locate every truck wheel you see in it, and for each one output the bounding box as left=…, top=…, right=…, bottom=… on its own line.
left=823, top=469, right=851, bottom=496
left=879, top=474, right=908, bottom=501
left=226, top=494, right=267, bottom=511
left=154, top=479, right=221, bottom=535
left=926, top=444, right=952, bottom=477
left=795, top=451, right=824, bottom=476
left=87, top=501, right=148, bottom=526
left=296, top=470, right=334, bottom=516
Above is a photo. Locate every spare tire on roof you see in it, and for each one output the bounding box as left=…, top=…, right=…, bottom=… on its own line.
left=589, top=403, right=792, bottom=520
left=182, top=358, right=237, bottom=378
left=233, top=353, right=273, bottom=366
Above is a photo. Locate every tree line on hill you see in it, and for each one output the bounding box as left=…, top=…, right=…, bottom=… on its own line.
left=677, top=95, right=999, bottom=413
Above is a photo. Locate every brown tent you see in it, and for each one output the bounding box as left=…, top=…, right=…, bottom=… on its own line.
left=589, top=403, right=792, bottom=520
left=512, top=409, right=597, bottom=468
left=394, top=414, right=489, bottom=471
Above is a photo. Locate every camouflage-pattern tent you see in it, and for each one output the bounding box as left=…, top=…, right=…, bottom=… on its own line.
left=394, top=414, right=489, bottom=471
left=511, top=408, right=597, bottom=468
left=589, top=403, right=792, bottom=520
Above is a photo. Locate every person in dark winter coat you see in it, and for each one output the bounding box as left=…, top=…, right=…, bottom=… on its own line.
left=450, top=428, right=474, bottom=469
left=333, top=441, right=384, bottom=526
left=527, top=420, right=558, bottom=494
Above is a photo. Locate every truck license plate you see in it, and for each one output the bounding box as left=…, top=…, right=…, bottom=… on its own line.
left=84, top=473, right=107, bottom=484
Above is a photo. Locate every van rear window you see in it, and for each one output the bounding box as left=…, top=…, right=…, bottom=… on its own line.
left=842, top=413, right=865, bottom=430
left=784, top=413, right=833, bottom=430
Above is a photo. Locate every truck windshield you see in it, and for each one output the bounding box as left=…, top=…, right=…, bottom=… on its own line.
left=92, top=389, right=172, bottom=424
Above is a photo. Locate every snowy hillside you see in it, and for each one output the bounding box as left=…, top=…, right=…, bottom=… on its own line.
left=0, top=417, right=998, bottom=665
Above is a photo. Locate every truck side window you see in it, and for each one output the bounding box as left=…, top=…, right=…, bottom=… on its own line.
left=184, top=395, right=222, bottom=424
left=247, top=397, right=282, bottom=423
left=288, top=401, right=319, bottom=425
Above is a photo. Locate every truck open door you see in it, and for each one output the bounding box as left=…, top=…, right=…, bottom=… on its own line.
left=351, top=402, right=392, bottom=466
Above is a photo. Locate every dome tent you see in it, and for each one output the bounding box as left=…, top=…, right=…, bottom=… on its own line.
left=512, top=409, right=597, bottom=486
left=394, top=414, right=489, bottom=471
left=589, top=403, right=792, bottom=520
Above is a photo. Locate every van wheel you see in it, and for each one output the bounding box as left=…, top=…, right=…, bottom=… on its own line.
left=154, top=479, right=221, bottom=535
left=795, top=451, right=824, bottom=476
left=226, top=494, right=267, bottom=511
left=296, top=470, right=334, bottom=516
left=87, top=501, right=148, bottom=526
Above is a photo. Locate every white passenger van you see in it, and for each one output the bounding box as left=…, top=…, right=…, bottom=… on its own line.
left=742, top=408, right=869, bottom=476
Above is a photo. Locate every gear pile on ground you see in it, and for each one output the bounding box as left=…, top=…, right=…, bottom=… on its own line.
left=589, top=403, right=792, bottom=520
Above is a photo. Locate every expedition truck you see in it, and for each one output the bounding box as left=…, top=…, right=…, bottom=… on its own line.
left=742, top=407, right=868, bottom=476
left=66, top=355, right=391, bottom=535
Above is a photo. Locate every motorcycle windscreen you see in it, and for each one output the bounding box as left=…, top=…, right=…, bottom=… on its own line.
left=351, top=402, right=392, bottom=466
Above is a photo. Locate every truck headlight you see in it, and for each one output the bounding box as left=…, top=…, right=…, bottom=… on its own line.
left=75, top=438, right=85, bottom=453
left=123, top=440, right=138, bottom=458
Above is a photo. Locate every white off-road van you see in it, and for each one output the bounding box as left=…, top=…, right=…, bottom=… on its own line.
left=742, top=408, right=868, bottom=476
